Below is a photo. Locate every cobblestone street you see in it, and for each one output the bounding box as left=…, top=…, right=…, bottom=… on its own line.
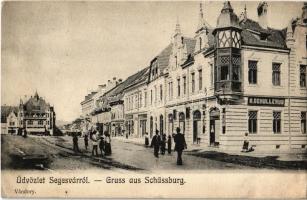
left=3, top=135, right=306, bottom=172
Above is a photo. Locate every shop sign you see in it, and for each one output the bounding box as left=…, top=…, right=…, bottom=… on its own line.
left=248, top=97, right=285, bottom=107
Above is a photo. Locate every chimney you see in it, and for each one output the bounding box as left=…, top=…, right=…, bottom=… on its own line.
left=118, top=78, right=122, bottom=83
left=257, top=2, right=268, bottom=29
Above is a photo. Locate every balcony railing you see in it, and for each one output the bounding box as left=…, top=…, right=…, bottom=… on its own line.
left=215, top=81, right=242, bottom=94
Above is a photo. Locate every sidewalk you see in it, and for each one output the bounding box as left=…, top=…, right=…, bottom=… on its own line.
left=113, top=136, right=307, bottom=162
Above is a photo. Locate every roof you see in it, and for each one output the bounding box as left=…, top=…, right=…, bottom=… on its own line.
left=23, top=94, right=51, bottom=113
left=1, top=106, right=18, bottom=123
left=155, top=43, right=173, bottom=72
left=239, top=18, right=287, bottom=49
left=103, top=67, right=149, bottom=102
left=183, top=37, right=197, bottom=55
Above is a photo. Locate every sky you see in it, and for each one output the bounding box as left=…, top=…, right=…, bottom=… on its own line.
left=1, top=1, right=304, bottom=122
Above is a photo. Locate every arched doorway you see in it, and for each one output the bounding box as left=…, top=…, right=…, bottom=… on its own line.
left=209, top=107, right=220, bottom=146
left=193, top=110, right=201, bottom=144
left=159, top=115, right=164, bottom=134
left=179, top=112, right=185, bottom=134
left=150, top=116, right=153, bottom=138
left=168, top=114, right=174, bottom=134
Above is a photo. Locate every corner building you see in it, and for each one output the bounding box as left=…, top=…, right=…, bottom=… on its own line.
left=162, top=2, right=307, bottom=153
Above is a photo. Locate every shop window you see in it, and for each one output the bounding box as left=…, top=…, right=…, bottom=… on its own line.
left=300, top=65, right=306, bottom=87
left=248, top=60, right=257, bottom=84
left=273, top=111, right=281, bottom=134
left=272, top=63, right=281, bottom=86
left=221, top=65, right=229, bottom=80
left=301, top=112, right=306, bottom=134
left=248, top=111, right=257, bottom=134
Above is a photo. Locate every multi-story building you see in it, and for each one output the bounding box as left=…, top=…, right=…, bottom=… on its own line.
left=163, top=1, right=307, bottom=152
left=124, top=67, right=149, bottom=138
left=82, top=1, right=307, bottom=153
left=1, top=92, right=56, bottom=135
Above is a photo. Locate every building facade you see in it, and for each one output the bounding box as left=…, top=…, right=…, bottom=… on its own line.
left=1, top=92, right=56, bottom=135
left=81, top=1, right=307, bottom=153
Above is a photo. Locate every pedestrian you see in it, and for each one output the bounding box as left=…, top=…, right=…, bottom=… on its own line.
left=99, top=135, right=105, bottom=157
left=160, top=133, right=166, bottom=155
left=23, top=129, right=27, bottom=138
left=242, top=132, right=248, bottom=152
left=84, top=133, right=89, bottom=150
left=173, top=127, right=187, bottom=165
left=91, top=131, right=98, bottom=156
left=150, top=130, right=161, bottom=158
left=145, top=132, right=149, bottom=146
left=167, top=135, right=172, bottom=154
left=104, top=132, right=112, bottom=156
left=73, top=133, right=80, bottom=153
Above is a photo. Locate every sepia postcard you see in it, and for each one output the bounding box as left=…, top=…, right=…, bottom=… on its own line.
left=1, top=1, right=307, bottom=198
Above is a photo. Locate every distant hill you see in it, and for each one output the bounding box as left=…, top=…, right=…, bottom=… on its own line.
left=56, top=120, right=70, bottom=128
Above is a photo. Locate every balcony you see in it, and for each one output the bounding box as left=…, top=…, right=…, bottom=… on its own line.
left=215, top=81, right=242, bottom=98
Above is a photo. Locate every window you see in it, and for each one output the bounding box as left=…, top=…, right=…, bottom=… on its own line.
left=183, top=76, right=187, bottom=95
left=301, top=112, right=306, bottom=134
left=154, top=86, right=157, bottom=102
left=210, top=63, right=214, bottom=87
left=160, top=85, right=163, bottom=101
left=273, top=111, right=281, bottom=134
left=38, top=120, right=44, bottom=125
left=248, top=60, right=257, bottom=84
left=139, top=93, right=142, bottom=108
left=199, top=37, right=202, bottom=50
left=300, top=65, right=306, bottom=87
left=9, top=122, right=15, bottom=126
left=191, top=73, right=195, bottom=93
left=198, top=69, right=203, bottom=90
left=177, top=78, right=180, bottom=97
left=28, top=120, right=33, bottom=125
left=272, top=63, right=281, bottom=86
left=248, top=111, right=257, bottom=133
left=170, top=82, right=173, bottom=99
left=144, top=92, right=147, bottom=107
left=47, top=121, right=49, bottom=125
left=221, top=65, right=229, bottom=80
left=150, top=90, right=153, bottom=105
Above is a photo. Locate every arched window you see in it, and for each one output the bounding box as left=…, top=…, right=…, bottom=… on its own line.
left=159, top=115, right=164, bottom=134
left=168, top=114, right=174, bottom=134
left=193, top=110, right=201, bottom=120
left=179, top=112, right=185, bottom=134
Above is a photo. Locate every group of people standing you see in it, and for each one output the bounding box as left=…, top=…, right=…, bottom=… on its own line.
left=147, top=127, right=187, bottom=165
left=72, top=127, right=112, bottom=157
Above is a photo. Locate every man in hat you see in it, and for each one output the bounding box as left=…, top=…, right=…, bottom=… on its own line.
left=173, top=127, right=187, bottom=165
left=150, top=129, right=161, bottom=158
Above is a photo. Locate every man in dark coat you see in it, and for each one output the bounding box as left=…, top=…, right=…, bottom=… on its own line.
left=150, top=130, right=161, bottom=158
left=173, top=127, right=187, bottom=165
left=73, top=133, right=80, bottom=153
left=160, top=133, right=167, bottom=155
